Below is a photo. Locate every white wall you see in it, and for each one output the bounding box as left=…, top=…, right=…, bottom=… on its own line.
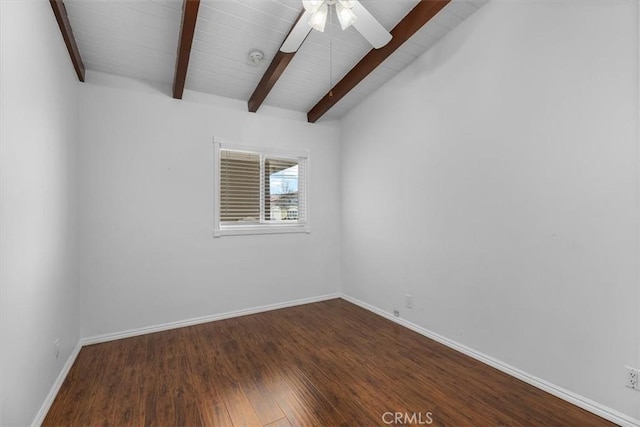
left=78, top=72, right=341, bottom=338
left=341, top=0, right=639, bottom=421
left=0, top=1, right=80, bottom=425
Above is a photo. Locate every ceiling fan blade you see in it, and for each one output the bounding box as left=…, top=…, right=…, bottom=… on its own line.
left=280, top=10, right=314, bottom=53
left=351, top=0, right=392, bottom=49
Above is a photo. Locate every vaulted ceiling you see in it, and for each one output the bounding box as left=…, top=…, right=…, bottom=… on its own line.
left=51, top=0, right=488, bottom=122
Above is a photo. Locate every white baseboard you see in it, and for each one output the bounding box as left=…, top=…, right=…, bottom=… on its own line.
left=81, top=293, right=341, bottom=346
left=32, top=341, right=82, bottom=427
left=340, top=294, right=640, bottom=427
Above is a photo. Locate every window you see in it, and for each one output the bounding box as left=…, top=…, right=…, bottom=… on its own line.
left=214, top=140, right=309, bottom=236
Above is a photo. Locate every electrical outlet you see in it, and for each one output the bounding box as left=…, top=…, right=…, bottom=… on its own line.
left=625, top=366, right=639, bottom=390
left=405, top=294, right=413, bottom=309
left=54, top=338, right=60, bottom=359
left=393, top=309, right=400, bottom=317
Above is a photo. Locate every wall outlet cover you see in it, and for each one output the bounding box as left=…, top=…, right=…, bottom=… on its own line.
left=625, top=366, right=639, bottom=390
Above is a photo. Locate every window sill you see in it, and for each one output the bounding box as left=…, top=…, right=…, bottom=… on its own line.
left=214, top=223, right=310, bottom=237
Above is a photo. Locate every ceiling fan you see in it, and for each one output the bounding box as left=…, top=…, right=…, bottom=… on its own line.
left=281, top=0, right=393, bottom=53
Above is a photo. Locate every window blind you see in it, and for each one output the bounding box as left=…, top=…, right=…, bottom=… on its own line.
left=220, top=150, right=260, bottom=223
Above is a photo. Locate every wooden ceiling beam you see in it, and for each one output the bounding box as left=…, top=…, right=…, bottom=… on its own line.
left=49, top=0, right=85, bottom=82
left=247, top=51, right=296, bottom=113
left=307, top=0, right=451, bottom=123
left=248, top=10, right=307, bottom=113
left=173, top=0, right=200, bottom=99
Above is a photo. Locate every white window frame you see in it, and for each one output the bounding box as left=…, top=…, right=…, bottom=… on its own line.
left=213, top=138, right=310, bottom=237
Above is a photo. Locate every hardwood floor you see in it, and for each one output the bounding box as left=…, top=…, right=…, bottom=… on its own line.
left=44, top=299, right=615, bottom=426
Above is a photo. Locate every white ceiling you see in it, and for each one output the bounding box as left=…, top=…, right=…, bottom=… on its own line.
left=64, top=0, right=488, bottom=121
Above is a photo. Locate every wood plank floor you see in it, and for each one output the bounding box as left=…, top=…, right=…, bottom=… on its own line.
left=44, top=299, right=615, bottom=426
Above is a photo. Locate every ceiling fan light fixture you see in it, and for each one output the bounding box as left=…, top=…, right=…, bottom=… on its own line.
left=336, top=2, right=357, bottom=30
left=308, top=2, right=328, bottom=32
left=280, top=0, right=392, bottom=53
left=302, top=0, right=324, bottom=14
left=338, top=0, right=356, bottom=8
